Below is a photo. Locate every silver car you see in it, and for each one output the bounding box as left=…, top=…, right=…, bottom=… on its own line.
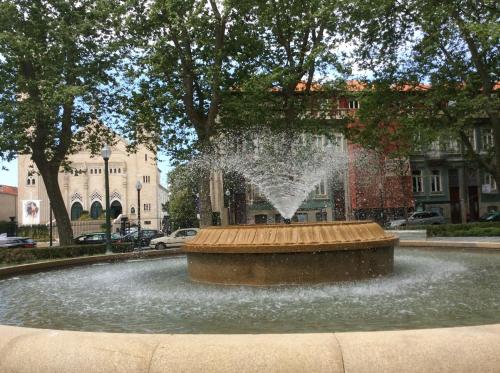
left=388, top=211, right=445, bottom=228
left=149, top=228, right=200, bottom=250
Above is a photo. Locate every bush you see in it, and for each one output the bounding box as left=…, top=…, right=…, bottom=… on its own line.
left=0, top=242, right=134, bottom=265
left=421, top=222, right=500, bottom=237
left=17, top=225, right=49, bottom=240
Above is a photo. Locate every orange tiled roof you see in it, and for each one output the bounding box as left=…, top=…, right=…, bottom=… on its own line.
left=0, top=185, right=18, bottom=196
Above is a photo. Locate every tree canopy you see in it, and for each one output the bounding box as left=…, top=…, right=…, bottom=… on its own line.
left=0, top=0, right=125, bottom=243
left=345, top=0, right=499, bottom=182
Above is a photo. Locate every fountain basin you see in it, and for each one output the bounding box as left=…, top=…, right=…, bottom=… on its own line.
left=184, top=221, right=397, bottom=285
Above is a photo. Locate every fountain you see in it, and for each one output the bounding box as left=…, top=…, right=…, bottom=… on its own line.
left=187, top=131, right=397, bottom=285
left=185, top=221, right=396, bottom=285
left=0, top=131, right=499, bottom=372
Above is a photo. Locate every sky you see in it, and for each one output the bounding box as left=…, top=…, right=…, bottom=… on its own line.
left=0, top=159, right=17, bottom=187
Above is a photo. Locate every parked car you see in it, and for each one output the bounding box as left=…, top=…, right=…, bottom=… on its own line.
left=73, top=232, right=121, bottom=245
left=117, top=229, right=163, bottom=247
left=479, top=211, right=500, bottom=222
left=388, top=211, right=445, bottom=228
left=149, top=228, right=199, bottom=250
left=0, top=237, right=37, bottom=249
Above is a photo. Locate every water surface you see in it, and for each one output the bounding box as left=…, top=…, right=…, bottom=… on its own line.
left=0, top=249, right=499, bottom=333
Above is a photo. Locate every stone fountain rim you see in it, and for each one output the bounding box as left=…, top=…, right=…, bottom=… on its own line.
left=184, top=220, right=398, bottom=253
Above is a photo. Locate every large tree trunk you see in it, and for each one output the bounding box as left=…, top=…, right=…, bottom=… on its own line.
left=35, top=161, right=74, bottom=246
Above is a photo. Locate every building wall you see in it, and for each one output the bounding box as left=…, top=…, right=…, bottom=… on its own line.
left=17, top=137, right=167, bottom=230
left=409, top=131, right=500, bottom=222
left=0, top=186, right=17, bottom=222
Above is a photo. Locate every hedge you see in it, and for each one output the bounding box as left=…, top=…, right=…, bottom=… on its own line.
left=421, top=222, right=500, bottom=237
left=0, top=243, right=134, bottom=265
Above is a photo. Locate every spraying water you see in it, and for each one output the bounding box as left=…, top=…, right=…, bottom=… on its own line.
left=194, top=130, right=348, bottom=219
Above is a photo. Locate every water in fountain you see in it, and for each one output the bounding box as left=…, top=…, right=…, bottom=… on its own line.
left=194, top=130, right=348, bottom=219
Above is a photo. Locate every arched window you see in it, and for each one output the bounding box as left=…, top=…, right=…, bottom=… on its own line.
left=26, top=176, right=36, bottom=186
left=130, top=207, right=136, bottom=214
left=110, top=200, right=122, bottom=219
left=71, top=202, right=83, bottom=221
left=90, top=201, right=103, bottom=219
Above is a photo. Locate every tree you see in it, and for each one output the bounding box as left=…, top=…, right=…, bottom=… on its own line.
left=166, top=164, right=199, bottom=230
left=221, top=0, right=347, bottom=135
left=126, top=0, right=261, bottom=226
left=345, top=0, right=499, bottom=183
left=0, top=0, right=124, bottom=244
left=126, top=0, right=348, bottom=226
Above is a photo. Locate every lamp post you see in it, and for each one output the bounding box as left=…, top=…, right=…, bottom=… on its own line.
left=225, top=189, right=231, bottom=225
left=136, top=180, right=142, bottom=248
left=101, top=144, right=112, bottom=253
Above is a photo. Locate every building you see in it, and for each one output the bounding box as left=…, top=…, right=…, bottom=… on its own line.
left=410, top=129, right=500, bottom=223
left=208, top=82, right=411, bottom=225
left=17, top=136, right=168, bottom=232
left=0, top=185, right=17, bottom=222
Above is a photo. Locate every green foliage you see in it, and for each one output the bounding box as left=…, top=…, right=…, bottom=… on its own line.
left=17, top=225, right=49, bottom=240
left=0, top=0, right=126, bottom=244
left=423, top=222, right=500, bottom=237
left=0, top=243, right=134, bottom=265
left=167, top=164, right=199, bottom=229
left=344, top=0, right=500, bottom=181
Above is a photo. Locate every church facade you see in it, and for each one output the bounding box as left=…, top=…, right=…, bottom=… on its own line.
left=17, top=137, right=169, bottom=231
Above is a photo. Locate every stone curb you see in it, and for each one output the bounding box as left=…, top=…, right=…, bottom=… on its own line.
left=0, top=324, right=499, bottom=372
left=0, top=249, right=183, bottom=279
left=399, top=240, right=500, bottom=250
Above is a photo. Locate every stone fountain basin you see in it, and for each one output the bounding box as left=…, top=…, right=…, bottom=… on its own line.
left=184, top=221, right=398, bottom=285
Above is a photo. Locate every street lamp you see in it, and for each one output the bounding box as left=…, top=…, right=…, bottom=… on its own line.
left=225, top=189, right=231, bottom=225
left=101, top=144, right=112, bottom=253
left=136, top=180, right=142, bottom=248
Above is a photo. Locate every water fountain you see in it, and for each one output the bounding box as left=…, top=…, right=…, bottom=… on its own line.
left=187, top=131, right=397, bottom=285
left=0, top=131, right=499, bottom=372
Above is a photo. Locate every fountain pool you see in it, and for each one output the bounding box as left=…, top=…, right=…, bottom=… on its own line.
left=1, top=248, right=499, bottom=334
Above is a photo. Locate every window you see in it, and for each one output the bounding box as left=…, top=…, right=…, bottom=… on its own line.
left=118, top=168, right=121, bottom=173
left=412, top=170, right=423, bottom=193
left=26, top=176, right=36, bottom=186
left=99, top=169, right=102, bottom=174
left=71, top=202, right=83, bottom=221
left=482, top=129, right=494, bottom=151
left=348, top=100, right=360, bottom=109
left=315, top=179, right=327, bottom=196
left=143, top=175, right=151, bottom=183
left=316, top=211, right=327, bottom=222
left=90, top=201, right=103, bottom=219
left=175, top=230, right=188, bottom=237
left=255, top=214, right=268, bottom=224
left=293, top=213, right=308, bottom=222
left=130, top=207, right=135, bottom=214
left=144, top=203, right=151, bottom=211
left=484, top=173, right=497, bottom=192
left=274, top=214, right=282, bottom=224
left=313, top=135, right=326, bottom=148
left=145, top=154, right=148, bottom=161
left=90, top=169, right=93, bottom=174
left=431, top=170, right=442, bottom=192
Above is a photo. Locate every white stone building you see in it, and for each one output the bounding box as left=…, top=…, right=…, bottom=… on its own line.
left=17, top=136, right=168, bottom=231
